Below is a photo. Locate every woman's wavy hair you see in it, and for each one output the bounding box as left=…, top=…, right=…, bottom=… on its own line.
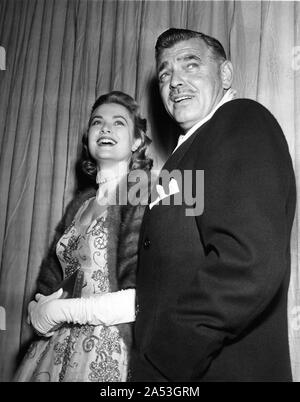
left=81, top=91, right=152, bottom=182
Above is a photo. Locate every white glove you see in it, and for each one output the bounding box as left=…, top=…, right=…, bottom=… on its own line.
left=28, top=288, right=136, bottom=336
left=28, top=288, right=64, bottom=337
left=62, top=288, right=136, bottom=326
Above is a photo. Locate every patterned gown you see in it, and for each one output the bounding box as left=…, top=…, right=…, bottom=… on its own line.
left=15, top=198, right=128, bottom=382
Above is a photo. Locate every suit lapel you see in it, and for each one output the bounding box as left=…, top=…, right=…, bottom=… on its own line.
left=161, top=124, right=204, bottom=172
left=147, top=126, right=202, bottom=203
left=145, top=122, right=209, bottom=217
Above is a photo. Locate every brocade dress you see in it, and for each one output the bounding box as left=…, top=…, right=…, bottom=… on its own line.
left=15, top=198, right=128, bottom=382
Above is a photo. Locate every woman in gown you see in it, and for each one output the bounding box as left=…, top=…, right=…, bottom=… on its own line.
left=14, top=91, right=152, bottom=382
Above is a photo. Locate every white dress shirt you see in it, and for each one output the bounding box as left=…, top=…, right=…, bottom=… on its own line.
left=172, top=88, right=237, bottom=154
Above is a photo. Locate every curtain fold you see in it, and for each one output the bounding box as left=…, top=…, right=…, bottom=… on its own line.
left=0, top=0, right=299, bottom=381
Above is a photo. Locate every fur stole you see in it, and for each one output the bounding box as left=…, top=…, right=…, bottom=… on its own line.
left=36, top=175, right=149, bottom=350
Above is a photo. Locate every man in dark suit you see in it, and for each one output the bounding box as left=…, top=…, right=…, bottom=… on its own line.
left=131, top=28, right=296, bottom=381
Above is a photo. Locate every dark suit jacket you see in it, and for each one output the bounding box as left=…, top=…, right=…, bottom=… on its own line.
left=131, top=99, right=296, bottom=382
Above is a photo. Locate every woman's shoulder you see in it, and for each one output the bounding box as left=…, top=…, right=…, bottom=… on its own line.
left=73, top=187, right=97, bottom=204
left=63, top=187, right=97, bottom=228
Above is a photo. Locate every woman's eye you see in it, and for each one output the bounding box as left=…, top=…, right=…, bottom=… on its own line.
left=114, top=120, right=125, bottom=126
left=91, top=119, right=101, bottom=126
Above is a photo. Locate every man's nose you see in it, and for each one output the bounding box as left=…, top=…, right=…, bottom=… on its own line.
left=169, top=69, right=184, bottom=89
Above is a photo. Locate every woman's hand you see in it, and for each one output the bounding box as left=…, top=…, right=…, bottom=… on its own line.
left=27, top=288, right=136, bottom=336
left=27, top=288, right=64, bottom=336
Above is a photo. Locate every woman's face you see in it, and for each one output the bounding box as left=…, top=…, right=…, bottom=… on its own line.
left=88, top=102, right=139, bottom=168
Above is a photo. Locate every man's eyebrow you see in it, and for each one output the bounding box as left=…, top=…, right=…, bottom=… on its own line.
left=158, top=54, right=201, bottom=73
left=180, top=54, right=202, bottom=62
left=157, top=60, right=169, bottom=74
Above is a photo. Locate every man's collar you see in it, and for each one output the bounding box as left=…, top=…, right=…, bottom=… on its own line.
left=172, top=88, right=237, bottom=154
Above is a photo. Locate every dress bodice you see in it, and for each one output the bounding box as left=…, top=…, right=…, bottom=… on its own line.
left=56, top=198, right=110, bottom=297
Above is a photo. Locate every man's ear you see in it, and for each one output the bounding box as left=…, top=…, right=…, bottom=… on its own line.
left=220, top=60, right=233, bottom=90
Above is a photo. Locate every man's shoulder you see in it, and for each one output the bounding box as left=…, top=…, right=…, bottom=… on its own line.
left=216, top=98, right=274, bottom=120
left=192, top=97, right=288, bottom=157
left=209, top=98, right=283, bottom=138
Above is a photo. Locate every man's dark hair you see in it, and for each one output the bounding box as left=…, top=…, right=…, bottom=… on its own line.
left=155, top=28, right=227, bottom=63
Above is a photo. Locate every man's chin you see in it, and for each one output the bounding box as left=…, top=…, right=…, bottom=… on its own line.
left=173, top=114, right=198, bottom=132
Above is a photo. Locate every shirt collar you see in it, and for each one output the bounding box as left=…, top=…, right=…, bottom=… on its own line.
left=172, top=88, right=237, bottom=154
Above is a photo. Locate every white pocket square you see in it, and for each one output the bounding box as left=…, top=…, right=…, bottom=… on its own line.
left=149, top=178, right=180, bottom=209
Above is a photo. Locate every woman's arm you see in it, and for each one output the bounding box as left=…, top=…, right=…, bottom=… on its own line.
left=28, top=289, right=136, bottom=336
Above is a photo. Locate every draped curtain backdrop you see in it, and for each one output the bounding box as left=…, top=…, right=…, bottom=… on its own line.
left=0, top=0, right=299, bottom=382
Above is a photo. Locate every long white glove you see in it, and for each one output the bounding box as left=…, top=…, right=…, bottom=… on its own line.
left=28, top=288, right=136, bottom=336
left=27, top=288, right=64, bottom=336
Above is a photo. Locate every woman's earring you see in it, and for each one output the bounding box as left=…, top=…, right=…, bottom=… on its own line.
left=132, top=139, right=141, bottom=153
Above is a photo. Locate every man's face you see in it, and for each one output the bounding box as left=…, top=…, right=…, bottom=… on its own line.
left=157, top=38, right=226, bottom=132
